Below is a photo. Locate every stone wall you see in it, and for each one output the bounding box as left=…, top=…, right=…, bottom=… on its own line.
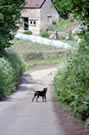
left=18, top=8, right=40, bottom=35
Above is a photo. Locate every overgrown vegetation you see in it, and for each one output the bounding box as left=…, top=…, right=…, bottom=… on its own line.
left=4, top=50, right=25, bottom=83
left=0, top=0, right=25, bottom=99
left=47, top=18, right=78, bottom=46
left=56, top=19, right=71, bottom=31
left=48, top=18, right=71, bottom=32
left=54, top=0, right=89, bottom=125
left=54, top=40, right=89, bottom=120
left=0, top=58, right=15, bottom=99
left=41, top=31, right=50, bottom=38
left=0, top=51, right=24, bottom=100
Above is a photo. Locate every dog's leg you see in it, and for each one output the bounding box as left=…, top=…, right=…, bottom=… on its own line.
left=42, top=97, right=44, bottom=102
left=32, top=94, right=36, bottom=102
left=44, top=95, right=46, bottom=102
left=36, top=95, right=39, bottom=102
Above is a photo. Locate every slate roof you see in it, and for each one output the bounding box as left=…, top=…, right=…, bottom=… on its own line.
left=24, top=0, right=46, bottom=8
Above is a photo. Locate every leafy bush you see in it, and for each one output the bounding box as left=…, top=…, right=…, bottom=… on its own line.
left=52, top=21, right=57, bottom=25
left=41, top=31, right=50, bottom=38
left=24, top=31, right=32, bottom=35
left=4, top=50, right=25, bottom=83
left=0, top=50, right=25, bottom=99
left=54, top=39, right=89, bottom=121
left=0, top=58, right=15, bottom=99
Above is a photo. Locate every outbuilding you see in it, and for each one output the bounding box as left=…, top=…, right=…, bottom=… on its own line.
left=18, top=0, right=59, bottom=35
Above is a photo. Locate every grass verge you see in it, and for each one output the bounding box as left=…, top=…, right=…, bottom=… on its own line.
left=25, top=57, right=65, bottom=70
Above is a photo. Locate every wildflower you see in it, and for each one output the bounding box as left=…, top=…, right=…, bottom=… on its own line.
left=72, top=77, right=75, bottom=80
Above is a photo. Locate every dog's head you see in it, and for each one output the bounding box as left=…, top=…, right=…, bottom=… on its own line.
left=43, top=87, right=47, bottom=93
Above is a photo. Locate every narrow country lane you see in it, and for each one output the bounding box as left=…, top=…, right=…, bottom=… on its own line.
left=0, top=66, right=66, bottom=135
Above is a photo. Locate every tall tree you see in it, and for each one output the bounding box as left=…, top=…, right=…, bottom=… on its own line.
left=72, top=0, right=89, bottom=28
left=53, top=0, right=89, bottom=26
left=53, top=0, right=72, bottom=18
left=71, top=0, right=89, bottom=39
left=53, top=0, right=89, bottom=38
left=0, top=0, right=25, bottom=54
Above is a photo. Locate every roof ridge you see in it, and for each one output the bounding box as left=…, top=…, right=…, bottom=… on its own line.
left=24, top=0, right=46, bottom=8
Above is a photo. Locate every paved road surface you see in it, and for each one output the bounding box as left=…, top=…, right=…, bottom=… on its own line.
left=0, top=66, right=66, bottom=135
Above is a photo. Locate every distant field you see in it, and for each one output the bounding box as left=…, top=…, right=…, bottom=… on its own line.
left=11, top=39, right=59, bottom=56
left=9, top=39, right=69, bottom=69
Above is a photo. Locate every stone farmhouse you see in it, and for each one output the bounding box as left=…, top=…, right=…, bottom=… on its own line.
left=18, top=0, right=59, bottom=35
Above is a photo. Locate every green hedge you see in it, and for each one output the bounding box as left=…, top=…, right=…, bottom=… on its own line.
left=0, top=58, right=15, bottom=99
left=54, top=40, right=89, bottom=121
left=4, top=50, right=25, bottom=83
left=0, top=51, right=25, bottom=99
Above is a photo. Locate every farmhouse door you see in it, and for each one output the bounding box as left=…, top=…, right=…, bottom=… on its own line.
left=24, top=17, right=29, bottom=30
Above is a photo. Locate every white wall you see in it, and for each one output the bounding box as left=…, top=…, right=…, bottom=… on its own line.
left=40, top=0, right=59, bottom=32
left=18, top=8, right=40, bottom=35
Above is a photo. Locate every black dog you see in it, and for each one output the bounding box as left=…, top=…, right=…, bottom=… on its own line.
left=32, top=88, right=47, bottom=102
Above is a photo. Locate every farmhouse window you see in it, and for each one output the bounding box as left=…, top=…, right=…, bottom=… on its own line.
left=48, top=16, right=52, bottom=23
left=34, top=21, right=36, bottom=25
left=48, top=16, right=52, bottom=19
left=30, top=21, right=32, bottom=24
left=29, top=20, right=36, bottom=26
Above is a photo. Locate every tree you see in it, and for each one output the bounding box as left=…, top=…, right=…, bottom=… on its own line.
left=0, top=0, right=25, bottom=54
left=53, top=0, right=89, bottom=27
left=53, top=0, right=89, bottom=38
left=53, top=0, right=72, bottom=18
left=71, top=0, right=89, bottom=22
left=71, top=0, right=89, bottom=40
